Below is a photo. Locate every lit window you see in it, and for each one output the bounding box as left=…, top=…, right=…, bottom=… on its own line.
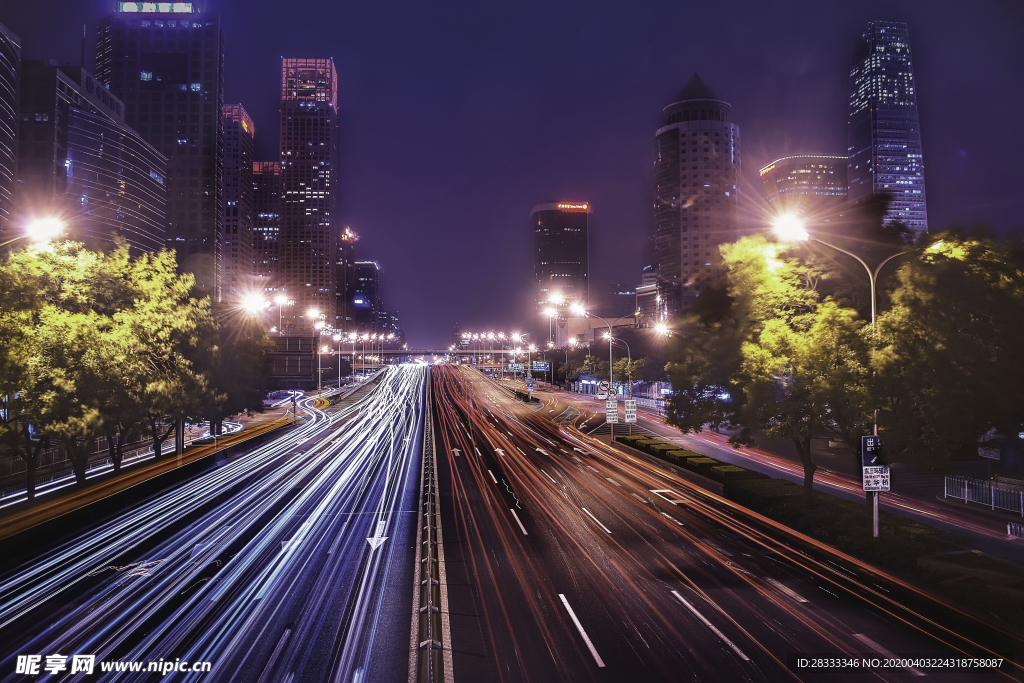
left=141, top=71, right=153, bottom=81
left=191, top=83, right=201, bottom=92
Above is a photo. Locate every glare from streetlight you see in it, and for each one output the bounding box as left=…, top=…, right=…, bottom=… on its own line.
left=332, top=334, right=342, bottom=342
left=274, top=294, right=290, bottom=306
left=26, top=217, right=65, bottom=242
left=543, top=308, right=556, bottom=318
left=654, top=322, right=669, bottom=336
left=772, top=214, right=809, bottom=242
left=241, top=293, right=268, bottom=315
left=314, top=321, right=326, bottom=330
left=349, top=332, right=358, bottom=340
left=388, top=333, right=395, bottom=340
left=307, top=307, right=319, bottom=318
left=570, top=303, right=586, bottom=316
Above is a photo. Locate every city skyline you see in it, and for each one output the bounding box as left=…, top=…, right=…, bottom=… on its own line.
left=2, top=0, right=1021, bottom=345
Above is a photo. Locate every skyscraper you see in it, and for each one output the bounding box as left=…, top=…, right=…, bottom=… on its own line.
left=531, top=201, right=590, bottom=311
left=353, top=260, right=382, bottom=332
left=252, top=160, right=281, bottom=292
left=0, top=22, right=20, bottom=240
left=279, top=58, right=338, bottom=330
left=760, top=154, right=847, bottom=219
left=96, top=3, right=225, bottom=297
left=221, top=104, right=254, bottom=297
left=847, top=21, right=927, bottom=233
left=653, top=73, right=740, bottom=313
left=16, top=61, right=167, bottom=253
left=336, top=226, right=357, bottom=331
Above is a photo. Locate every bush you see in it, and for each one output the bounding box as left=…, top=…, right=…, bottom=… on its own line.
left=709, top=465, right=767, bottom=482
left=685, top=456, right=719, bottom=470
left=649, top=443, right=678, bottom=456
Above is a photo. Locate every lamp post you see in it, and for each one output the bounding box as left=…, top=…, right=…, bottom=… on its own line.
left=571, top=304, right=616, bottom=438
left=773, top=214, right=927, bottom=538
left=274, top=294, right=293, bottom=334
left=604, top=334, right=632, bottom=395
left=333, top=333, right=343, bottom=387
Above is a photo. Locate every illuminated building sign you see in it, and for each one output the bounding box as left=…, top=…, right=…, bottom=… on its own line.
left=557, top=203, right=589, bottom=212
left=759, top=164, right=775, bottom=177
left=118, top=2, right=194, bottom=12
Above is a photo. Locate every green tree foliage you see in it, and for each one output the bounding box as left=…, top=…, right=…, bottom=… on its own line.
left=873, top=229, right=1024, bottom=462
left=0, top=240, right=274, bottom=489
left=613, top=357, right=645, bottom=386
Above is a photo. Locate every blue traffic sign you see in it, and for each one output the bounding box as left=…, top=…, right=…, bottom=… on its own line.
left=861, top=435, right=884, bottom=467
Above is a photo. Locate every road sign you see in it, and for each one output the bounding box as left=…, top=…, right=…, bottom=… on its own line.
left=861, top=435, right=884, bottom=467
left=526, top=378, right=534, bottom=393
left=606, top=399, right=618, bottom=424
left=862, top=465, right=890, bottom=492
left=471, top=356, right=477, bottom=365
left=624, top=399, right=637, bottom=424
left=533, top=361, right=549, bottom=371
left=599, top=380, right=610, bottom=392
left=978, top=446, right=1001, bottom=460
left=510, top=363, right=524, bottom=372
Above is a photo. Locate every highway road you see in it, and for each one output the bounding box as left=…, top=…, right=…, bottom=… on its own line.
left=432, top=365, right=1021, bottom=682
left=0, top=366, right=425, bottom=682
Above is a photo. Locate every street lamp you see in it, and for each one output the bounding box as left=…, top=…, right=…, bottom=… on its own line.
left=772, top=213, right=925, bottom=539
left=242, top=293, right=269, bottom=316
left=274, top=294, right=293, bottom=334
left=0, top=217, right=66, bottom=248
left=604, top=333, right=632, bottom=394
left=571, top=303, right=617, bottom=437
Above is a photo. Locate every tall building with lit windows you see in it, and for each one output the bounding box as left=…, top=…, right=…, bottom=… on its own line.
left=531, top=201, right=590, bottom=311
left=847, top=21, right=927, bottom=232
left=279, top=58, right=338, bottom=330
left=653, top=73, right=740, bottom=313
left=252, top=160, right=281, bottom=291
left=96, top=2, right=225, bottom=297
left=221, top=104, right=254, bottom=297
left=760, top=155, right=847, bottom=219
left=0, top=22, right=19, bottom=241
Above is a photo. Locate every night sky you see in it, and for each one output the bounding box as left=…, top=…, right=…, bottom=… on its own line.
left=5, top=0, right=1022, bottom=347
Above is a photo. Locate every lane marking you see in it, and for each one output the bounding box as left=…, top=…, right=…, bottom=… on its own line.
left=661, top=512, right=684, bottom=526
left=581, top=507, right=612, bottom=534
left=650, top=489, right=685, bottom=505
left=540, top=469, right=558, bottom=484
left=630, top=493, right=648, bottom=504
left=702, top=539, right=734, bottom=557
left=671, top=591, right=750, bottom=661
left=586, top=465, right=600, bottom=473
left=474, top=447, right=482, bottom=457
left=853, top=634, right=925, bottom=676
left=605, top=477, right=621, bottom=487
left=765, top=577, right=808, bottom=603
left=516, top=447, right=526, bottom=456
left=488, top=470, right=498, bottom=484
left=510, top=509, right=528, bottom=535
left=558, top=594, right=606, bottom=668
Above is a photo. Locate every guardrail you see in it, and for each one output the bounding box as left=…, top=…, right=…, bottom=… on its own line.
left=411, top=372, right=453, bottom=683
left=1009, top=522, right=1024, bottom=539
left=945, top=475, right=1024, bottom=517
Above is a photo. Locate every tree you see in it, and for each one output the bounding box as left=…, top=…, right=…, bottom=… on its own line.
left=613, top=357, right=645, bottom=386
left=872, top=229, right=1024, bottom=463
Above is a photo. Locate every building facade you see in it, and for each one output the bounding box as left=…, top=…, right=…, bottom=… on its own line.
left=760, top=154, right=847, bottom=221
left=279, top=58, right=339, bottom=331
left=847, top=21, right=927, bottom=233
left=96, top=3, right=225, bottom=296
left=0, top=22, right=18, bottom=241
left=17, top=61, right=166, bottom=253
left=653, top=73, right=741, bottom=313
left=252, top=160, right=281, bottom=293
left=221, top=104, right=254, bottom=298
left=336, top=226, right=356, bottom=331
left=353, top=259, right=381, bottom=332
left=531, top=201, right=590, bottom=314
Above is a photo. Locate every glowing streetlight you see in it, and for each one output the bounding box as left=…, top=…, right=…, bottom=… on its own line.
left=1, top=217, right=66, bottom=248
left=772, top=214, right=809, bottom=242
left=654, top=322, right=669, bottom=336
left=241, top=293, right=268, bottom=315
left=307, top=307, right=320, bottom=319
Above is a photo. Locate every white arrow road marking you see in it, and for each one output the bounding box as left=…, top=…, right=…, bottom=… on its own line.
left=495, top=449, right=506, bottom=457
left=510, top=509, right=528, bottom=535
left=853, top=634, right=925, bottom=676
left=581, top=508, right=612, bottom=534
left=488, top=470, right=498, bottom=484
left=671, top=591, right=750, bottom=661
left=451, top=448, right=461, bottom=457
left=765, top=578, right=807, bottom=603
left=558, top=594, right=605, bottom=668
left=535, top=447, right=549, bottom=455
left=367, top=520, right=388, bottom=550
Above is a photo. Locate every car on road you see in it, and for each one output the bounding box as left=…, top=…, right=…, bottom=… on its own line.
left=595, top=392, right=607, bottom=400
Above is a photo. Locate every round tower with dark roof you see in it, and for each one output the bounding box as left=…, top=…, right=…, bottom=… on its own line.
left=646, top=72, right=741, bottom=316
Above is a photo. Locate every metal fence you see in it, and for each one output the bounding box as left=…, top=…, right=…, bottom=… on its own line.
left=945, top=475, right=1024, bottom=517
left=1009, top=522, right=1024, bottom=539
